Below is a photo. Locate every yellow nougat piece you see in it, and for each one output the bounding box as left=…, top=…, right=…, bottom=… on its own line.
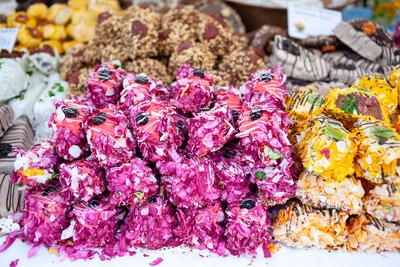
left=353, top=119, right=400, bottom=184
left=27, top=3, right=48, bottom=20
left=325, top=87, right=389, bottom=125
left=273, top=200, right=349, bottom=249
left=298, top=115, right=357, bottom=182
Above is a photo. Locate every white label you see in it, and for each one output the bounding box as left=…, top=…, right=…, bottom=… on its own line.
left=0, top=28, right=19, bottom=52
left=287, top=3, right=342, bottom=39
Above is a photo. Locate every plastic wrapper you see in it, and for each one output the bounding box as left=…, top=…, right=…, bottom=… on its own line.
left=251, top=160, right=296, bottom=206
left=0, top=105, right=14, bottom=139
left=158, top=154, right=219, bottom=208
left=119, top=73, right=169, bottom=112
left=106, top=158, right=158, bottom=206
left=240, top=67, right=287, bottom=107
left=325, top=87, right=389, bottom=125
left=211, top=152, right=251, bottom=204
left=298, top=116, right=357, bottom=182
left=124, top=197, right=179, bottom=250
left=236, top=101, right=292, bottom=167
left=21, top=184, right=69, bottom=246
left=187, top=103, right=236, bottom=156
left=66, top=201, right=119, bottom=248
left=175, top=202, right=226, bottom=255
left=365, top=183, right=399, bottom=223
left=86, top=61, right=126, bottom=108
left=169, top=64, right=214, bottom=113
left=347, top=213, right=400, bottom=252
left=59, top=160, right=106, bottom=202
left=355, top=74, right=398, bottom=117
left=353, top=119, right=400, bottom=184
left=49, top=97, right=91, bottom=160
left=86, top=105, right=135, bottom=167
left=225, top=199, right=271, bottom=255
left=273, top=201, right=349, bottom=249
left=296, top=171, right=364, bottom=214
left=215, top=87, right=242, bottom=126
left=129, top=101, right=186, bottom=162
left=12, top=141, right=58, bottom=188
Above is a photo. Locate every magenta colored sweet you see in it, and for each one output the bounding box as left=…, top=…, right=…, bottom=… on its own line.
left=215, top=87, right=242, bottom=125
left=157, top=154, right=219, bottom=208
left=394, top=22, right=400, bottom=48
left=59, top=159, right=106, bottom=202
left=86, top=61, right=126, bottom=108
left=236, top=102, right=292, bottom=166
left=187, top=103, right=236, bottom=157
left=170, top=64, right=214, bottom=113
left=49, top=97, right=92, bottom=160
left=86, top=105, right=135, bottom=167
left=119, top=73, right=169, bottom=112
left=175, top=202, right=226, bottom=256
left=124, top=197, right=179, bottom=250
left=129, top=101, right=186, bottom=162
left=68, top=201, right=119, bottom=248
left=21, top=184, right=69, bottom=246
left=240, top=67, right=287, bottom=108
left=211, top=153, right=251, bottom=204
left=11, top=141, right=58, bottom=188
left=106, top=158, right=158, bottom=206
left=225, top=199, right=271, bottom=255
left=251, top=161, right=296, bottom=206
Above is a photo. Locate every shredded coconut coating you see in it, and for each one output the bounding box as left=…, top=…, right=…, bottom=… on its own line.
left=347, top=213, right=400, bottom=252
left=225, top=199, right=271, bottom=255
left=106, top=158, right=158, bottom=206
left=129, top=101, right=186, bottom=162
left=175, top=202, right=226, bottom=255
left=218, top=49, right=265, bottom=87
left=170, top=64, right=215, bottom=113
left=124, top=197, right=179, bottom=250
left=210, top=152, right=251, bottom=204
left=273, top=201, right=349, bottom=249
left=353, top=119, right=400, bottom=184
left=86, top=61, right=126, bottom=109
left=157, top=154, right=220, bottom=208
left=296, top=171, right=364, bottom=214
left=365, top=183, right=400, bottom=223
left=59, top=159, right=106, bottom=202
left=49, top=97, right=92, bottom=160
left=119, top=73, right=169, bottom=112
left=187, top=103, right=236, bottom=156
left=86, top=105, right=135, bottom=167
left=21, top=185, right=69, bottom=246
left=124, top=59, right=172, bottom=84
left=169, top=42, right=216, bottom=75
left=12, top=141, right=58, bottom=188
left=69, top=201, right=119, bottom=248
left=215, top=87, right=243, bottom=126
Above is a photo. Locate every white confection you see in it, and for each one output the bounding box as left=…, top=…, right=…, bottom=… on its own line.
left=0, top=58, right=28, bottom=102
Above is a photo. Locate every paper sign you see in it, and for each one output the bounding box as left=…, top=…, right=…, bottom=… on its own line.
left=0, top=28, right=19, bottom=52
left=287, top=3, right=342, bottom=39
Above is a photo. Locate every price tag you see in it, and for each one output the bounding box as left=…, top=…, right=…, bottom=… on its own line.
left=287, top=3, right=342, bottom=39
left=0, top=28, right=19, bottom=52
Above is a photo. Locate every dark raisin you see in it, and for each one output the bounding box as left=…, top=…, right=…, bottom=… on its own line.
left=248, top=183, right=258, bottom=193
left=231, top=110, right=239, bottom=122
left=136, top=74, right=148, bottom=85
left=249, top=109, right=263, bottom=121
left=62, top=107, right=79, bottom=118
left=259, top=72, right=273, bottom=82
left=91, top=112, right=107, bottom=125
left=43, top=186, right=57, bottom=196
left=147, top=195, right=157, bottom=203
left=193, top=69, right=205, bottom=78
left=222, top=150, right=236, bottom=159
left=136, top=112, right=149, bottom=125
left=240, top=199, right=255, bottom=209
left=177, top=120, right=185, bottom=133
left=0, top=143, right=12, bottom=158
left=98, top=68, right=112, bottom=81
left=88, top=198, right=100, bottom=208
